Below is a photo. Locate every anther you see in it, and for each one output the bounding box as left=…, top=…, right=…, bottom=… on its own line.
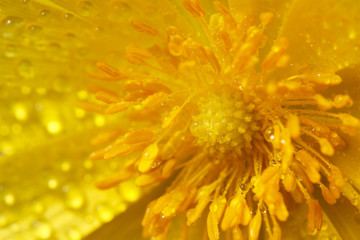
left=182, top=0, right=205, bottom=18
left=105, top=102, right=130, bottom=114
left=96, top=62, right=121, bottom=77
left=131, top=20, right=159, bottom=36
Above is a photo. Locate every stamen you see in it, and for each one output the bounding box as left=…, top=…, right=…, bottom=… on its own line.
left=260, top=12, right=274, bottom=27
left=182, top=0, right=205, bottom=18
left=138, top=143, right=159, bottom=173
left=80, top=4, right=359, bottom=239
left=290, top=72, right=342, bottom=86
left=248, top=209, right=262, bottom=240
left=333, top=94, right=353, bottom=108
left=213, top=1, right=236, bottom=30
left=320, top=184, right=337, bottom=205
left=262, top=37, right=289, bottom=71
left=306, top=199, right=322, bottom=232
left=232, top=226, right=243, bottom=240
left=313, top=94, right=333, bottom=110
left=142, top=92, right=168, bottom=109
left=105, top=102, right=130, bottom=114
left=207, top=211, right=220, bottom=240
left=125, top=46, right=153, bottom=65
left=131, top=20, right=159, bottom=36
left=104, top=143, right=133, bottom=160
left=95, top=90, right=120, bottom=104
left=123, top=129, right=155, bottom=144
left=96, top=62, right=122, bottom=78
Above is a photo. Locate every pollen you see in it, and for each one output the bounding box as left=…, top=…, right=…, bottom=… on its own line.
left=190, top=90, right=258, bottom=153
left=80, top=1, right=360, bottom=239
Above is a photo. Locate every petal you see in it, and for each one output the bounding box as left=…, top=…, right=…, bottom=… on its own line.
left=332, top=66, right=360, bottom=190
left=84, top=184, right=166, bottom=240
left=228, top=0, right=293, bottom=18
left=279, top=0, right=360, bottom=72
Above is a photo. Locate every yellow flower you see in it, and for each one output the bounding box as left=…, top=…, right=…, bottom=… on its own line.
left=1, top=0, right=360, bottom=240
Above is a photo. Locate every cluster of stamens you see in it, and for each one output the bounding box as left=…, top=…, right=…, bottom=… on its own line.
left=79, top=0, right=360, bottom=239
left=190, top=90, right=259, bottom=154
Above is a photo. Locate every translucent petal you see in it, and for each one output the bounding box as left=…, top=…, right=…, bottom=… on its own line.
left=279, top=0, right=360, bottom=72
left=332, top=66, right=360, bottom=190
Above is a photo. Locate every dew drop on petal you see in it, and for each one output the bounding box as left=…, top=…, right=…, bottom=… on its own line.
left=4, top=193, right=15, bottom=206
left=264, top=126, right=275, bottom=142
left=17, top=59, right=35, bottom=79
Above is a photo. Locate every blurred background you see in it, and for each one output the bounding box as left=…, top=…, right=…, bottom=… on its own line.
left=0, top=0, right=154, bottom=239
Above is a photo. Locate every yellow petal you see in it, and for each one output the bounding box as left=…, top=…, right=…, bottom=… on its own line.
left=279, top=0, right=360, bottom=72
left=331, top=66, right=360, bottom=190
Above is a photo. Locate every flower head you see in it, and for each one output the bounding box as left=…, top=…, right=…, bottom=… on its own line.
left=80, top=0, right=360, bottom=239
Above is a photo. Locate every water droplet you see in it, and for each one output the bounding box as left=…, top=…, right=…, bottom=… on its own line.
left=4, top=193, right=15, bottom=206
left=39, top=9, right=50, bottom=18
left=96, top=203, right=115, bottom=222
left=17, top=59, right=35, bottom=79
left=47, top=178, right=58, bottom=189
left=349, top=30, right=356, bottom=40
left=4, top=44, right=17, bottom=58
left=94, top=115, right=105, bottom=126
left=27, top=25, right=43, bottom=42
left=259, top=205, right=267, bottom=214
left=1, top=16, right=23, bottom=38
left=351, top=197, right=359, bottom=206
left=46, top=42, right=62, bottom=60
left=46, top=120, right=62, bottom=135
left=52, top=75, right=71, bottom=93
left=109, top=1, right=131, bottom=22
left=264, top=126, right=275, bottom=142
left=78, top=1, right=93, bottom=17
left=64, top=13, right=74, bottom=20
left=13, top=103, right=27, bottom=121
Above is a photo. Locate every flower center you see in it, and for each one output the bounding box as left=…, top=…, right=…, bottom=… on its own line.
left=190, top=91, right=257, bottom=153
